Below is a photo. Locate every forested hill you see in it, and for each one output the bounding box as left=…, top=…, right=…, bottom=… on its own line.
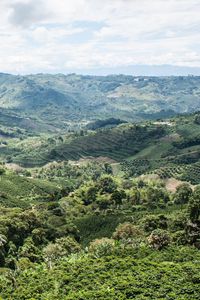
left=1, top=73, right=200, bottom=131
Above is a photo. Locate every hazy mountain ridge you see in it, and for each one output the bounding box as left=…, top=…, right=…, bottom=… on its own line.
left=1, top=73, right=200, bottom=132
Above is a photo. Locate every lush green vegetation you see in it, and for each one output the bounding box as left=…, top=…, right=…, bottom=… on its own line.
left=1, top=247, right=200, bottom=299
left=3, top=110, right=200, bottom=184
left=1, top=78, right=200, bottom=299
left=0, top=158, right=200, bottom=299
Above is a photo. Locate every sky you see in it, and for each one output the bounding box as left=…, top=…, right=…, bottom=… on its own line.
left=0, top=0, right=200, bottom=75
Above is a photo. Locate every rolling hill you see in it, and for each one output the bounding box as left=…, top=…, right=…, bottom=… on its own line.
left=1, top=73, right=200, bottom=133
left=2, top=111, right=200, bottom=185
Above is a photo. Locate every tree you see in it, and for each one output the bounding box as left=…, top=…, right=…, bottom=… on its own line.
left=174, top=183, right=192, bottom=205
left=186, top=186, right=200, bottom=247
left=0, top=168, right=5, bottom=175
left=129, top=188, right=140, bottom=205
left=18, top=238, right=41, bottom=263
left=142, top=215, right=168, bottom=232
left=113, top=223, right=142, bottom=247
left=43, top=236, right=81, bottom=269
left=31, top=228, right=47, bottom=246
left=111, top=190, right=126, bottom=206
left=83, top=186, right=97, bottom=205
left=0, top=234, right=7, bottom=247
left=104, top=163, right=113, bottom=174
left=96, top=195, right=111, bottom=210
left=147, top=229, right=170, bottom=250
left=143, top=186, right=169, bottom=208
left=188, top=186, right=200, bottom=222
left=55, top=236, right=81, bottom=256
left=43, top=243, right=62, bottom=269
left=98, top=176, right=117, bottom=194
left=88, top=238, right=115, bottom=258
left=0, top=234, right=7, bottom=267
left=5, top=241, right=17, bottom=269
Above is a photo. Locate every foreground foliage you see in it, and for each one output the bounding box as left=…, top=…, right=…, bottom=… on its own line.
left=0, top=246, right=200, bottom=300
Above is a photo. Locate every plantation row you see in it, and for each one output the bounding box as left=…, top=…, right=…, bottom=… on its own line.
left=121, top=158, right=200, bottom=184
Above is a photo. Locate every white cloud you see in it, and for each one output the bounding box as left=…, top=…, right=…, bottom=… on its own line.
left=0, top=0, right=200, bottom=73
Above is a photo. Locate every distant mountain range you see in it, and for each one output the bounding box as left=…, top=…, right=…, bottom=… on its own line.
left=1, top=72, right=200, bottom=132
left=68, top=64, right=200, bottom=76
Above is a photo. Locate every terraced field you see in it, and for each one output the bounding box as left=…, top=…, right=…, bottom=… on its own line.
left=3, top=123, right=167, bottom=167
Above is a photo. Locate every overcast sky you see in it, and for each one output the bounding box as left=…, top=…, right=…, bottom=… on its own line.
left=0, top=0, right=200, bottom=75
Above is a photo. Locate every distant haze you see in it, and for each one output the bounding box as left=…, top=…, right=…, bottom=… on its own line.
left=61, top=65, right=200, bottom=77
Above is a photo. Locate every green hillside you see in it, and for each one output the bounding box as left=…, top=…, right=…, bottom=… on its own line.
left=0, top=167, right=62, bottom=207
left=7, top=123, right=166, bottom=166
left=2, top=112, right=200, bottom=186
